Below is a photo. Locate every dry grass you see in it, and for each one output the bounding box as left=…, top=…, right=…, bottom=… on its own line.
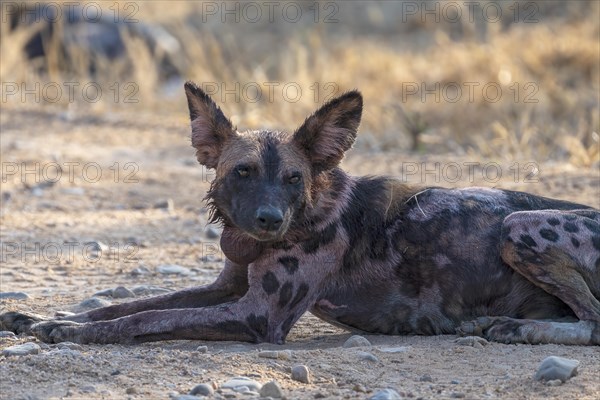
left=1, top=1, right=598, bottom=165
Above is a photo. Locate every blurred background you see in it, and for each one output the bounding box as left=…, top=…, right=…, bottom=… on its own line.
left=1, top=0, right=599, bottom=164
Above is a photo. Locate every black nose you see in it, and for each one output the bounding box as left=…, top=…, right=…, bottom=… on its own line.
left=256, top=206, right=283, bottom=231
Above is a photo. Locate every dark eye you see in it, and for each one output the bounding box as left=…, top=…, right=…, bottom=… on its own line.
left=288, top=174, right=301, bottom=184
left=237, top=166, right=249, bottom=178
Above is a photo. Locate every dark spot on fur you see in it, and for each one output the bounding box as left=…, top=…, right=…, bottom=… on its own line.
left=547, top=218, right=560, bottom=226
left=593, top=236, right=600, bottom=251
left=281, top=313, right=296, bottom=335
left=519, top=234, right=537, bottom=248
left=279, top=256, right=299, bottom=274
left=583, top=219, right=600, bottom=235
left=215, top=320, right=256, bottom=340
left=288, top=283, right=309, bottom=310
left=595, top=257, right=600, bottom=270
left=261, top=136, right=281, bottom=182
left=539, top=228, right=559, bottom=242
left=301, top=223, right=337, bottom=254
left=272, top=241, right=294, bottom=251
left=563, top=222, right=579, bottom=233
left=262, top=272, right=280, bottom=295
left=246, top=314, right=268, bottom=339
left=278, top=282, right=293, bottom=308
left=571, top=237, right=580, bottom=248
left=563, top=214, right=577, bottom=221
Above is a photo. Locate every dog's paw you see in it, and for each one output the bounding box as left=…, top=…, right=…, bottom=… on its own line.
left=0, top=311, right=49, bottom=335
left=31, top=320, right=84, bottom=343
left=457, top=316, right=525, bottom=344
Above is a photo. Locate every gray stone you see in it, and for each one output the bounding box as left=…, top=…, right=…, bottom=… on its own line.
left=93, top=288, right=114, bottom=297
left=343, top=335, right=371, bottom=348
left=173, top=395, right=202, bottom=400
left=357, top=351, right=379, bottom=362
left=378, top=346, right=410, bottom=353
left=196, top=345, right=208, bottom=353
left=454, top=336, right=489, bottom=348
left=76, top=297, right=111, bottom=311
left=154, top=198, right=175, bottom=212
left=0, top=291, right=30, bottom=300
left=419, top=375, right=433, bottom=382
left=534, top=356, right=579, bottom=382
left=369, top=389, right=402, bottom=400
left=291, top=365, right=310, bottom=384
left=131, top=285, right=173, bottom=296
left=258, top=350, right=279, bottom=359
left=112, top=286, right=135, bottom=298
left=2, top=342, right=41, bottom=357
left=84, top=241, right=109, bottom=252
left=56, top=342, right=83, bottom=351
left=259, top=381, right=283, bottom=398
left=189, top=383, right=214, bottom=396
left=546, top=379, right=563, bottom=386
left=157, top=264, right=191, bottom=275
left=221, top=377, right=262, bottom=392
left=0, top=331, right=16, bottom=338
left=130, top=265, right=150, bottom=276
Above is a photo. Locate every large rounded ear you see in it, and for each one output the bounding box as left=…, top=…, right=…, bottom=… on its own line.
left=184, top=81, right=236, bottom=169
left=292, top=91, right=362, bottom=173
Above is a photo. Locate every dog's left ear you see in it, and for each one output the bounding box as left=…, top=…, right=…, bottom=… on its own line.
left=293, top=90, right=362, bottom=173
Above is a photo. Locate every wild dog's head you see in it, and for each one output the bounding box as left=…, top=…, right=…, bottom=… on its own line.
left=184, top=81, right=362, bottom=242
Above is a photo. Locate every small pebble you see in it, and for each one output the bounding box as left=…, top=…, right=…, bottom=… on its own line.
left=369, top=388, right=402, bottom=400
left=112, top=286, right=135, bottom=299
left=258, top=350, right=279, bottom=359
left=189, top=383, right=214, bottom=396
left=343, top=335, right=371, bottom=348
left=196, top=345, right=208, bottom=353
left=353, top=384, right=367, bottom=392
left=2, top=342, right=40, bottom=357
left=221, top=377, right=262, bottom=392
left=260, top=380, right=283, bottom=398
left=0, top=292, right=30, bottom=300
left=131, top=285, right=173, bottom=296
left=546, top=379, right=563, bottom=387
left=451, top=380, right=460, bottom=384
left=93, top=288, right=114, bottom=297
left=174, top=395, right=203, bottom=400
left=126, top=387, right=137, bottom=394
left=454, top=336, right=489, bottom=348
left=85, top=241, right=109, bottom=252
left=534, top=356, right=579, bottom=382
left=378, top=346, right=410, bottom=353
left=157, top=264, right=191, bottom=275
left=154, top=198, right=175, bottom=212
left=130, top=266, right=150, bottom=276
left=79, top=385, right=96, bottom=393
left=291, top=365, right=310, bottom=384
left=56, top=342, right=83, bottom=351
left=419, top=375, right=433, bottom=382
left=450, top=392, right=466, bottom=398
left=76, top=297, right=111, bottom=311
left=357, top=351, right=379, bottom=362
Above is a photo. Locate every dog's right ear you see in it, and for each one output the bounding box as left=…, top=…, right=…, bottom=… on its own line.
left=185, top=81, right=236, bottom=169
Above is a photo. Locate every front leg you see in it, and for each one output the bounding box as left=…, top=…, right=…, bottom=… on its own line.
left=32, top=248, right=337, bottom=344
left=1, top=260, right=248, bottom=334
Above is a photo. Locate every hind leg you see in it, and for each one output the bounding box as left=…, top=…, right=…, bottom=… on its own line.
left=460, top=209, right=600, bottom=345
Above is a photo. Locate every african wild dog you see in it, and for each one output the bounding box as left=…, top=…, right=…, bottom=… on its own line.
left=2, top=82, right=599, bottom=345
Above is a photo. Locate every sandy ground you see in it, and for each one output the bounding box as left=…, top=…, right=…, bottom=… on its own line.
left=1, top=107, right=599, bottom=400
